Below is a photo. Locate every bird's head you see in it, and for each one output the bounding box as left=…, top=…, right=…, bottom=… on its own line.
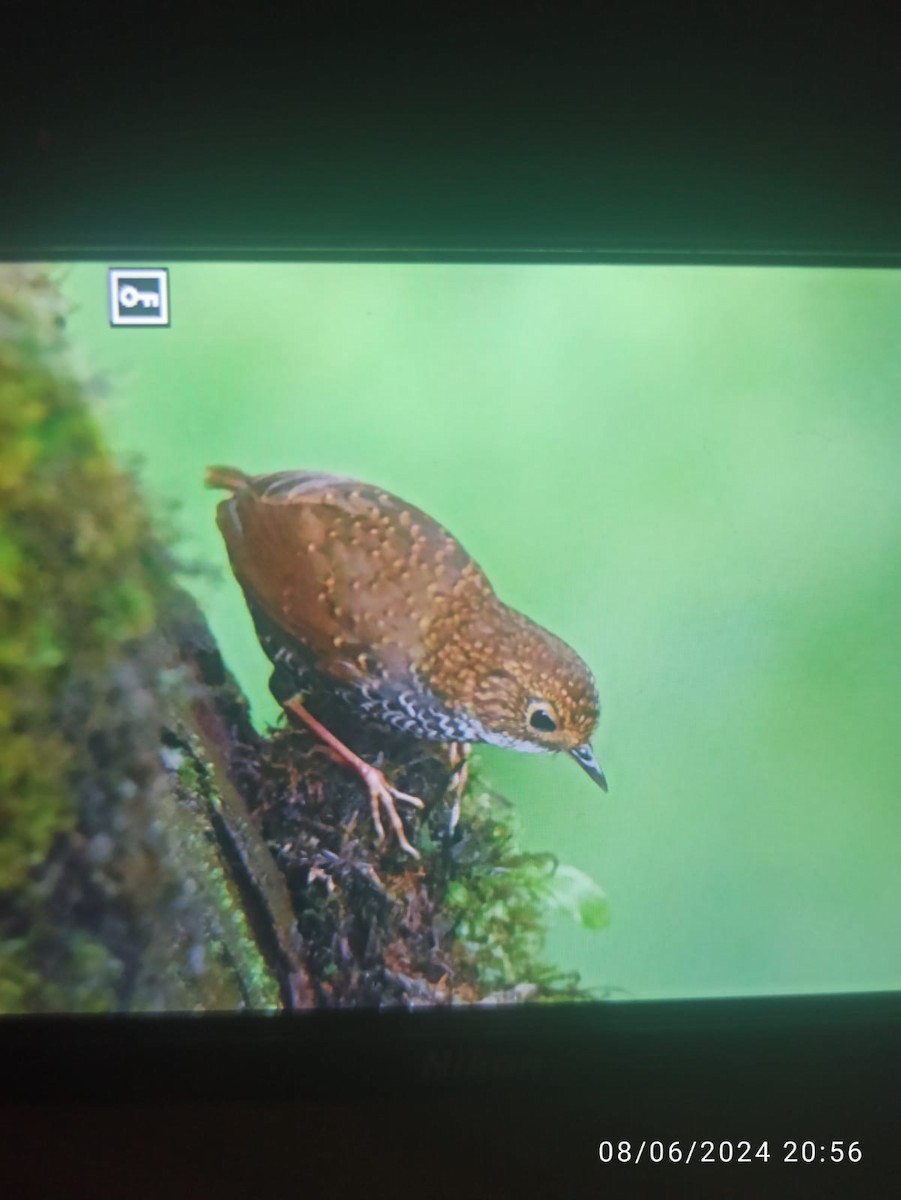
left=465, top=610, right=607, bottom=790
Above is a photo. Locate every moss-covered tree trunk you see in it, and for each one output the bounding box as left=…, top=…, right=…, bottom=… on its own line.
left=0, top=266, right=580, bottom=1013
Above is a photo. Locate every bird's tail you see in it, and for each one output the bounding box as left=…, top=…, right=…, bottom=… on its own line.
left=205, top=464, right=251, bottom=493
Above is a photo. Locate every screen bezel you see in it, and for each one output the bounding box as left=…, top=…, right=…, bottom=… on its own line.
left=2, top=244, right=900, bottom=1127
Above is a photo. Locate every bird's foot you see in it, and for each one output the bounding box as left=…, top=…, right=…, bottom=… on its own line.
left=354, top=760, right=424, bottom=860
left=282, top=696, right=424, bottom=859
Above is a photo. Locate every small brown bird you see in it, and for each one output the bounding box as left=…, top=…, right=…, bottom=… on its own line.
left=207, top=466, right=606, bottom=857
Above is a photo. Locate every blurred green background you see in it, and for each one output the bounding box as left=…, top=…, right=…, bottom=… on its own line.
left=61, top=262, right=901, bottom=1001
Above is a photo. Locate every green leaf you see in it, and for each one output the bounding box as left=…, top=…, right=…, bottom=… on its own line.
left=549, top=864, right=610, bottom=931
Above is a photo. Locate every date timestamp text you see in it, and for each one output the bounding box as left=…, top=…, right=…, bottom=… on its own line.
left=598, top=1140, right=863, bottom=1166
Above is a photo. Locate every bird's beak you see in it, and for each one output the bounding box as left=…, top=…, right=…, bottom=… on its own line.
left=570, top=744, right=608, bottom=792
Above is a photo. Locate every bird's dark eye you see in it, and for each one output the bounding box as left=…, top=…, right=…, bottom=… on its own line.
left=528, top=707, right=557, bottom=733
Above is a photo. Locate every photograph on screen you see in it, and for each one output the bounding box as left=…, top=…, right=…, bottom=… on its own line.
left=1, top=260, right=899, bottom=1012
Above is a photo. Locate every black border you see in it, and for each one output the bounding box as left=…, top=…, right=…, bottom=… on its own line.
left=3, top=992, right=899, bottom=1106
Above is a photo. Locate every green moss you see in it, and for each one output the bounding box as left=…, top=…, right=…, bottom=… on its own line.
left=0, top=932, right=122, bottom=1013
left=435, top=775, right=584, bottom=998
left=0, top=267, right=168, bottom=894
left=165, top=760, right=281, bottom=1012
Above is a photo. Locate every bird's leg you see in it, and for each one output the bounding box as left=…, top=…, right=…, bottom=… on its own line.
left=445, top=741, right=471, bottom=834
left=282, top=697, right=424, bottom=859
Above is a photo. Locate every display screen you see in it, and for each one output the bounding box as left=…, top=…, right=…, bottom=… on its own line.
left=2, top=260, right=899, bottom=1013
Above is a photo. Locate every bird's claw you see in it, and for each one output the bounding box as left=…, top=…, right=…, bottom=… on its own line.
left=357, top=762, right=424, bottom=859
